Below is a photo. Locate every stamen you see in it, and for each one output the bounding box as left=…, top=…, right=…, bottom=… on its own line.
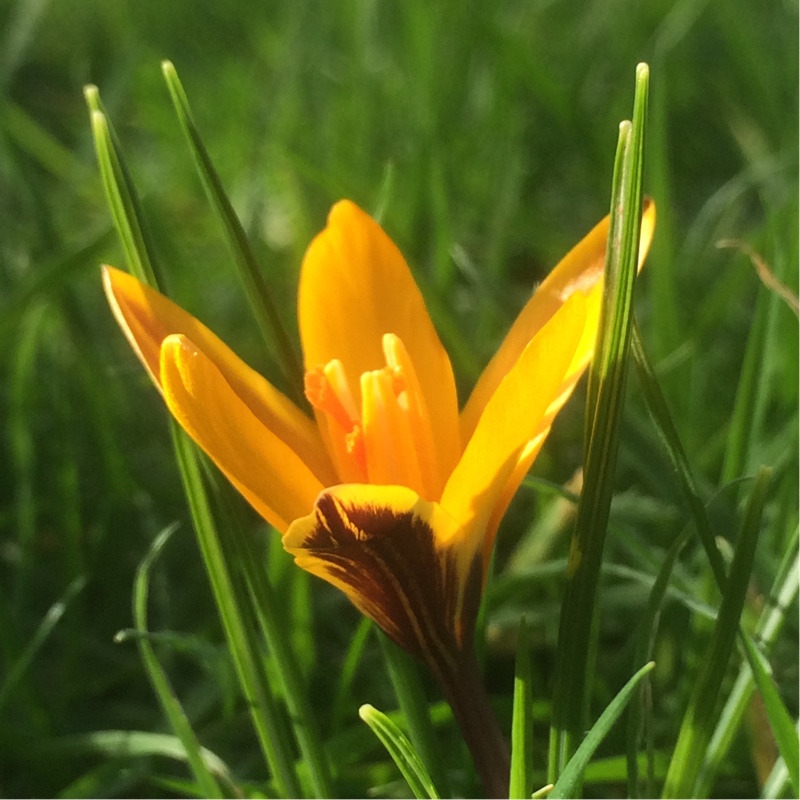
left=323, top=359, right=359, bottom=420
left=382, top=334, right=441, bottom=497
left=305, top=360, right=367, bottom=482
left=305, top=338, right=440, bottom=497
left=305, top=360, right=356, bottom=432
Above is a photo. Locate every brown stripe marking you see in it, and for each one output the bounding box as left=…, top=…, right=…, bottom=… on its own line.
left=302, top=493, right=482, bottom=675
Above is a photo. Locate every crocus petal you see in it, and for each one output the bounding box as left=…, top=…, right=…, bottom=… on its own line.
left=297, top=201, right=461, bottom=483
left=480, top=431, right=550, bottom=565
left=440, top=292, right=587, bottom=573
left=103, top=266, right=336, bottom=487
left=160, top=334, right=324, bottom=532
left=478, top=354, right=596, bottom=563
left=461, top=199, right=656, bottom=443
left=283, top=484, right=482, bottom=666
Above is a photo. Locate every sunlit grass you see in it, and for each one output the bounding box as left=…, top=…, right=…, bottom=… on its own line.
left=1, top=1, right=797, bottom=797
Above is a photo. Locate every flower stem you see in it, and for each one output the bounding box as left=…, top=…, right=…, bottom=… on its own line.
left=438, top=649, right=510, bottom=798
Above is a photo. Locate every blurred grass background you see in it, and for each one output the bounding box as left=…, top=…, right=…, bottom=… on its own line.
left=1, top=0, right=797, bottom=796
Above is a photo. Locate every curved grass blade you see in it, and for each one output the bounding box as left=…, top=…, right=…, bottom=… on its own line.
left=762, top=745, right=794, bottom=800
left=633, top=315, right=797, bottom=794
left=698, top=531, right=799, bottom=794
left=549, top=63, right=650, bottom=780
left=631, top=322, right=727, bottom=587
left=0, top=232, right=114, bottom=353
left=662, top=466, right=772, bottom=798
left=549, top=662, right=656, bottom=799
left=160, top=60, right=305, bottom=404
left=51, top=730, right=233, bottom=794
left=509, top=616, right=534, bottom=799
left=739, top=633, right=799, bottom=795
left=0, top=576, right=85, bottom=713
left=359, top=704, right=440, bottom=799
left=490, top=559, right=717, bottom=622
left=626, top=529, right=691, bottom=797
left=125, top=522, right=223, bottom=799
left=378, top=634, right=450, bottom=797
left=720, top=247, right=785, bottom=484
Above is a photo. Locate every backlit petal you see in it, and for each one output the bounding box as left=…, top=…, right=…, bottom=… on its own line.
left=283, top=484, right=481, bottom=666
left=160, top=334, right=324, bottom=531
left=481, top=430, right=550, bottom=566
left=473, top=202, right=656, bottom=556
left=478, top=341, right=602, bottom=564
left=297, top=201, right=461, bottom=484
left=440, top=292, right=586, bottom=572
left=103, top=266, right=336, bottom=486
left=461, top=199, right=656, bottom=443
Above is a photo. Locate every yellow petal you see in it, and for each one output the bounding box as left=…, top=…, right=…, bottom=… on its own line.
left=283, top=484, right=481, bottom=665
left=160, top=334, right=324, bottom=532
left=461, top=199, right=656, bottom=443
left=478, top=333, right=604, bottom=562
left=473, top=202, right=657, bottom=552
left=103, top=266, right=336, bottom=486
left=297, top=201, right=461, bottom=481
left=440, top=292, right=587, bottom=569
left=480, top=430, right=550, bottom=565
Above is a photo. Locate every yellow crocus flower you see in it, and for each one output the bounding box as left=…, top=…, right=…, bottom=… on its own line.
left=103, top=199, right=654, bottom=795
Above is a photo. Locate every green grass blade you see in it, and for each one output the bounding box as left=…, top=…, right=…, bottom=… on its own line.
left=170, top=425, right=302, bottom=798
left=160, top=60, right=305, bottom=404
left=549, top=63, right=649, bottom=780
left=87, top=91, right=302, bottom=796
left=125, top=523, right=223, bottom=799
left=662, top=466, right=772, bottom=798
left=0, top=232, right=115, bottom=352
left=762, top=745, right=794, bottom=800
left=211, top=482, right=334, bottom=797
left=42, top=730, right=235, bottom=790
left=626, top=529, right=691, bottom=797
left=584, top=63, right=649, bottom=433
left=698, top=531, right=799, bottom=794
left=509, top=616, right=534, bottom=799
left=634, top=313, right=798, bottom=796
left=331, top=616, right=373, bottom=730
left=720, top=278, right=771, bottom=485
left=739, top=633, right=799, bottom=795
left=4, top=98, right=83, bottom=179
left=56, top=761, right=149, bottom=798
left=359, top=704, right=440, bottom=799
left=378, top=634, right=450, bottom=797
left=631, top=322, right=728, bottom=587
left=0, top=576, right=85, bottom=714
left=549, top=662, right=656, bottom=799
left=83, top=86, right=163, bottom=289
left=719, top=237, right=793, bottom=486
left=633, top=308, right=796, bottom=795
